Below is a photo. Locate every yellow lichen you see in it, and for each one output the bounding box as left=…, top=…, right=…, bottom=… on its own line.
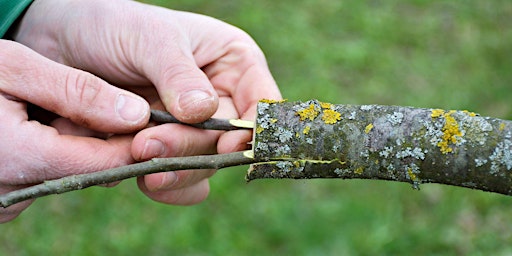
left=320, top=101, right=333, bottom=109
left=256, top=126, right=265, bottom=134
left=431, top=109, right=445, bottom=118
left=296, top=104, right=319, bottom=121
left=462, top=110, right=477, bottom=117
left=270, top=118, right=278, bottom=124
left=355, top=166, right=364, bottom=175
left=407, top=168, right=417, bottom=181
left=303, top=125, right=311, bottom=135
left=322, top=109, right=341, bottom=124
left=259, top=99, right=287, bottom=104
left=365, top=123, right=374, bottom=134
left=500, top=123, right=506, bottom=131
left=436, top=110, right=462, bottom=154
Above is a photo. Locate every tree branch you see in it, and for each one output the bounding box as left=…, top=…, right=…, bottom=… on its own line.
left=3, top=100, right=512, bottom=208
left=0, top=151, right=255, bottom=208
left=248, top=100, right=512, bottom=196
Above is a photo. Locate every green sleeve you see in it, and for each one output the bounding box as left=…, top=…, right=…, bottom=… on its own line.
left=0, top=0, right=34, bottom=38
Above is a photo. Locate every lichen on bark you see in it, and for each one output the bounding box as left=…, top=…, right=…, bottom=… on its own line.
left=247, top=99, right=512, bottom=196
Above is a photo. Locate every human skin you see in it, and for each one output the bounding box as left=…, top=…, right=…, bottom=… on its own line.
left=0, top=0, right=281, bottom=222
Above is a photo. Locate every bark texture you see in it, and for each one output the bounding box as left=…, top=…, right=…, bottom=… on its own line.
left=0, top=152, right=255, bottom=208
left=247, top=99, right=512, bottom=196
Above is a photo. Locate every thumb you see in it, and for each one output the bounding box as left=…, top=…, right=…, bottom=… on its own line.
left=0, top=41, right=150, bottom=133
left=152, top=58, right=218, bottom=123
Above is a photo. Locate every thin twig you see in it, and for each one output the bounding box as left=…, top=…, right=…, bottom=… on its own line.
left=150, top=109, right=253, bottom=130
left=0, top=151, right=256, bottom=208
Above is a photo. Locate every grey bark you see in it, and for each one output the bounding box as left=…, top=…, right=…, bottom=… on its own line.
left=248, top=100, right=512, bottom=196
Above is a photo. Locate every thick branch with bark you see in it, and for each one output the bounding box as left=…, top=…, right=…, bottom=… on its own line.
left=248, top=100, right=512, bottom=196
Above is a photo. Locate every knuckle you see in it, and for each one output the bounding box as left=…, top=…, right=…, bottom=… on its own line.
left=161, top=59, right=205, bottom=85
left=64, top=71, right=103, bottom=108
left=216, top=36, right=267, bottom=73
left=62, top=71, right=105, bottom=127
left=226, top=30, right=263, bottom=57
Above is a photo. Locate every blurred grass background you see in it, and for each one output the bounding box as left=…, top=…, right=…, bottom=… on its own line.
left=3, top=0, right=512, bottom=255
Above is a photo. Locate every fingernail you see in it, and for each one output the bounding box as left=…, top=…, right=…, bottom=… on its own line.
left=155, top=172, right=178, bottom=191
left=141, top=139, right=166, bottom=159
left=116, top=94, right=148, bottom=123
left=178, top=89, right=215, bottom=113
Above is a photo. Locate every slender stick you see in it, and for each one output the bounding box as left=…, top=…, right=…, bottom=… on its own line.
left=150, top=109, right=253, bottom=130
left=0, top=151, right=255, bottom=208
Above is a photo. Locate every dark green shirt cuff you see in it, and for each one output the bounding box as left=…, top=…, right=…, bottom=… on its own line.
left=0, top=0, right=34, bottom=38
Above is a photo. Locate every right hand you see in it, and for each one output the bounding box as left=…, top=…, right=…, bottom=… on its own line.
left=0, top=40, right=151, bottom=223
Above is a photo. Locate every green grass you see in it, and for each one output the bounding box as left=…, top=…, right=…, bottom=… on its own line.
left=3, top=0, right=512, bottom=255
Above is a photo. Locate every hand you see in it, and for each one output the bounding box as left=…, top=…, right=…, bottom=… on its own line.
left=0, top=40, right=150, bottom=222
left=13, top=1, right=281, bottom=206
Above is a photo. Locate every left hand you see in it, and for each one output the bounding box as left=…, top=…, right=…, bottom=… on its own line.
left=12, top=0, right=282, bottom=205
